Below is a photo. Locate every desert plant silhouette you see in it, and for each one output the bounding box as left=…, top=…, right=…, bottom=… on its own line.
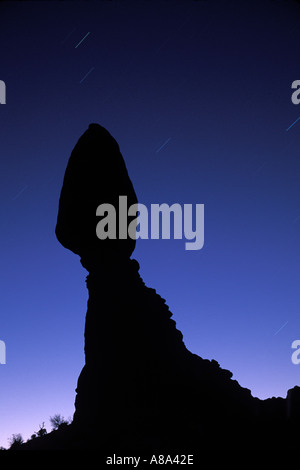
left=8, top=434, right=24, bottom=450
left=50, top=414, right=70, bottom=431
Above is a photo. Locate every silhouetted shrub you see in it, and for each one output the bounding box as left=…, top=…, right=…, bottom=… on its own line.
left=8, top=434, right=23, bottom=449
left=50, top=414, right=70, bottom=430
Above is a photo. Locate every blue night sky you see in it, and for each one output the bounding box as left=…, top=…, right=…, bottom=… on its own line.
left=1, top=0, right=300, bottom=448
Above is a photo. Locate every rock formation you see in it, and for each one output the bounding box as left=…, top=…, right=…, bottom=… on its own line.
left=55, top=123, right=138, bottom=270
left=19, top=124, right=300, bottom=450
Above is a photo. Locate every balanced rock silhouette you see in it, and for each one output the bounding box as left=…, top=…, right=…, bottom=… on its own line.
left=26, top=123, right=300, bottom=450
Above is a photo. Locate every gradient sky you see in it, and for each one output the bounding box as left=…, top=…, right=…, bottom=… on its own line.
left=1, top=0, right=300, bottom=448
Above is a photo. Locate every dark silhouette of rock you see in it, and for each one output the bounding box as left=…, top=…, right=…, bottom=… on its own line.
left=18, top=124, right=300, bottom=451
left=55, top=123, right=138, bottom=270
